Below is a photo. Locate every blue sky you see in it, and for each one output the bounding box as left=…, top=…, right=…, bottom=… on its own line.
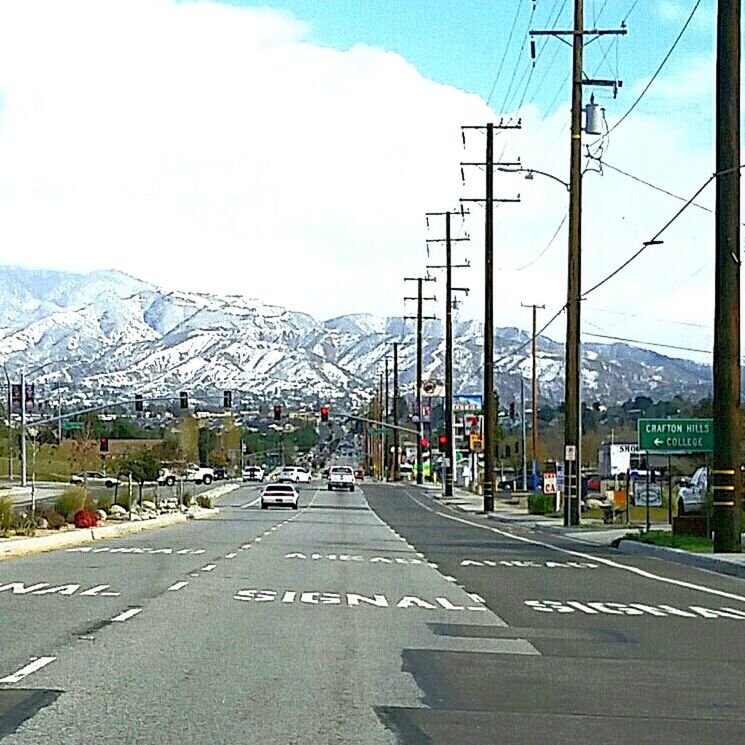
left=207, top=0, right=716, bottom=119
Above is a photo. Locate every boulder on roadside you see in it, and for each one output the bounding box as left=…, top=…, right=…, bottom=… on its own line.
left=586, top=497, right=606, bottom=510
left=96, top=509, right=108, bottom=521
left=142, top=500, right=157, bottom=512
left=37, top=517, right=49, bottom=530
left=109, top=504, right=127, bottom=515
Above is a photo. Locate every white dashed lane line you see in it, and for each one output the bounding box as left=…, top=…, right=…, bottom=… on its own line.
left=225, top=553, right=238, bottom=559
left=112, top=607, right=143, bottom=622
left=0, top=657, right=56, bottom=685
left=201, top=564, right=217, bottom=572
left=168, top=581, right=188, bottom=592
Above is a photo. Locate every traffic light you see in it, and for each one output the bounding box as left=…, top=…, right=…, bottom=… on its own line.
left=420, top=438, right=429, bottom=449
left=509, top=402, right=516, bottom=420
left=274, top=404, right=282, bottom=421
left=100, top=436, right=109, bottom=453
left=223, top=390, right=232, bottom=409
left=179, top=391, right=188, bottom=409
left=134, top=394, right=143, bottom=413
left=320, top=405, right=329, bottom=422
left=438, top=434, right=447, bottom=452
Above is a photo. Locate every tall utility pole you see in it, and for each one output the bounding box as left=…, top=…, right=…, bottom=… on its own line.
left=521, top=377, right=527, bottom=491
left=522, top=302, right=545, bottom=489
left=461, top=122, right=521, bottom=511
left=392, top=342, right=400, bottom=482
left=20, top=371, right=27, bottom=487
left=531, top=5, right=625, bottom=527
left=712, top=0, right=741, bottom=552
left=404, top=276, right=436, bottom=485
left=378, top=372, right=384, bottom=479
left=426, top=209, right=470, bottom=497
left=384, top=355, right=390, bottom=480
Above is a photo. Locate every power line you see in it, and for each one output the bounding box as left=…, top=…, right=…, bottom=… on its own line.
left=485, top=2, right=522, bottom=106
left=581, top=166, right=745, bottom=299
left=582, top=331, right=709, bottom=355
left=499, top=2, right=537, bottom=114
left=601, top=0, right=703, bottom=140
left=622, top=0, right=641, bottom=24
left=497, top=211, right=567, bottom=271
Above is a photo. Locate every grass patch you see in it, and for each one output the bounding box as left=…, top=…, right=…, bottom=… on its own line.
left=633, top=530, right=713, bottom=553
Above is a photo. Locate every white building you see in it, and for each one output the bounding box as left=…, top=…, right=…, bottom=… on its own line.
left=597, top=442, right=645, bottom=478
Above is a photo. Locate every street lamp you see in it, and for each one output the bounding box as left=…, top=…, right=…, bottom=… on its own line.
left=498, top=165, right=571, bottom=192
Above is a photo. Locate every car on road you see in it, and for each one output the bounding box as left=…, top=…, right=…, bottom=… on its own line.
left=70, top=471, right=120, bottom=488
left=242, top=466, right=265, bottom=482
left=213, top=467, right=229, bottom=481
left=277, top=466, right=312, bottom=484
left=328, top=465, right=355, bottom=492
left=354, top=469, right=364, bottom=482
left=585, top=475, right=602, bottom=492
left=185, top=465, right=214, bottom=485
left=261, top=483, right=299, bottom=510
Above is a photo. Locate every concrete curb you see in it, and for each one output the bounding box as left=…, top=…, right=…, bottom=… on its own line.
left=0, top=509, right=220, bottom=561
left=617, top=539, right=745, bottom=579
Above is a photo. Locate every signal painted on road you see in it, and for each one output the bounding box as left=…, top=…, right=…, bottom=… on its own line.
left=0, top=582, right=119, bottom=597
left=234, top=588, right=485, bottom=611
left=461, top=559, right=598, bottom=569
left=525, top=600, right=745, bottom=619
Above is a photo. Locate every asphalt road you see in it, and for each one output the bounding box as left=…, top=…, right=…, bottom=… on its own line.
left=0, top=481, right=743, bottom=744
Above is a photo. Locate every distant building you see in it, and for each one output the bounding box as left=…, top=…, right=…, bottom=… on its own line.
left=597, top=443, right=646, bottom=478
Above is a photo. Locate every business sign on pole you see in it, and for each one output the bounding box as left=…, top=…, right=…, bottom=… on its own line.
left=421, top=379, right=444, bottom=397
left=637, top=418, right=713, bottom=454
left=543, top=473, right=557, bottom=494
left=469, top=434, right=484, bottom=453
left=633, top=482, right=662, bottom=507
left=453, top=394, right=483, bottom=414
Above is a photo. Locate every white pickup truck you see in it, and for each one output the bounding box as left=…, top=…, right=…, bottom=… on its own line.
left=185, top=465, right=214, bottom=485
left=327, top=466, right=355, bottom=492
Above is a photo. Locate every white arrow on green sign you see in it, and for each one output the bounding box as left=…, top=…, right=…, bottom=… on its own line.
left=637, top=418, right=713, bottom=453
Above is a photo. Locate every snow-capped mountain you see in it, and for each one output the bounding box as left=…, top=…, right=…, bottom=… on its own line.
left=0, top=266, right=712, bottom=412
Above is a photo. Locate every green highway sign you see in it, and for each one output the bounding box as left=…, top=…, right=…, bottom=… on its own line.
left=62, top=421, right=83, bottom=431
left=638, top=418, right=713, bottom=453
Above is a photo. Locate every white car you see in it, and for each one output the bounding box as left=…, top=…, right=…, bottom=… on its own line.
left=327, top=466, right=355, bottom=492
left=261, top=483, right=299, bottom=510
left=70, top=471, right=120, bottom=488
left=277, top=466, right=312, bottom=484
left=242, top=466, right=265, bottom=482
left=184, top=465, right=214, bottom=485
left=157, top=468, right=177, bottom=486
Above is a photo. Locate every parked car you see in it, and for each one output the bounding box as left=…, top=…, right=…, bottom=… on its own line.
left=213, top=467, right=229, bottom=481
left=277, top=466, right=312, bottom=484
left=242, top=466, right=265, bottom=482
left=261, top=483, right=299, bottom=510
left=185, top=465, right=214, bottom=485
left=70, top=471, right=119, bottom=488
left=354, top=469, right=364, bottom=481
left=678, top=466, right=708, bottom=515
left=586, top=476, right=602, bottom=492
left=328, top=466, right=355, bottom=492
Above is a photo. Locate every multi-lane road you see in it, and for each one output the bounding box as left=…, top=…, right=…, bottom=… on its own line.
left=0, top=481, right=744, bottom=743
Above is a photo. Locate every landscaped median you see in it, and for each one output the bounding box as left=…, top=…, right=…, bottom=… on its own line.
left=0, top=481, right=241, bottom=561
left=614, top=530, right=745, bottom=579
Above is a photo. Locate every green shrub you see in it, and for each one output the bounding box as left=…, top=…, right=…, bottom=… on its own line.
left=0, top=495, right=13, bottom=536
left=54, top=487, right=86, bottom=522
left=196, top=495, right=213, bottom=509
left=96, top=494, right=113, bottom=511
left=528, top=492, right=554, bottom=515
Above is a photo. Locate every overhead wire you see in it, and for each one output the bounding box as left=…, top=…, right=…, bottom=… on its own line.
left=485, top=1, right=522, bottom=106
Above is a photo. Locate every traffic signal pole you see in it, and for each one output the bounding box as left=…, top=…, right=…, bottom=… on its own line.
left=392, top=342, right=400, bottom=482
left=712, top=0, right=741, bottom=552
left=20, top=370, right=26, bottom=487
left=384, top=355, right=390, bottom=480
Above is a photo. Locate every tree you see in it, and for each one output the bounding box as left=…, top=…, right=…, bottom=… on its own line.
left=208, top=449, right=229, bottom=468
left=198, top=428, right=217, bottom=466
left=119, top=448, right=160, bottom=506
left=177, top=416, right=199, bottom=463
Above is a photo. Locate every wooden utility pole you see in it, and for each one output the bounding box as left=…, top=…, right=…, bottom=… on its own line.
left=461, top=123, right=521, bottom=510
left=384, top=355, right=390, bottom=481
left=522, top=303, right=545, bottom=488
left=393, top=342, right=400, bottom=481
left=712, top=0, right=741, bottom=552
left=404, top=276, right=436, bottom=485
left=426, top=210, right=470, bottom=497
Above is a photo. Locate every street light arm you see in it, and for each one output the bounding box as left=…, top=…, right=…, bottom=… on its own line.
left=498, top=166, right=570, bottom=192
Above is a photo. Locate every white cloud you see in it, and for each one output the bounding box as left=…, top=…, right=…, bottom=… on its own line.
left=0, top=0, right=731, bottom=365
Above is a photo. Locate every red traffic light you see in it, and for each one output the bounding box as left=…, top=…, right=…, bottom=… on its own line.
left=100, top=436, right=109, bottom=453
left=420, top=438, right=429, bottom=449
left=320, top=406, right=329, bottom=422
left=438, top=434, right=447, bottom=452
left=273, top=405, right=282, bottom=421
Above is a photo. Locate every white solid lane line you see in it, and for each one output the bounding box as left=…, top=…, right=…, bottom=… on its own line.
left=168, top=581, right=188, bottom=591
left=402, top=489, right=745, bottom=605
left=0, top=657, right=56, bottom=684
left=112, top=608, right=143, bottom=622
left=241, top=495, right=261, bottom=509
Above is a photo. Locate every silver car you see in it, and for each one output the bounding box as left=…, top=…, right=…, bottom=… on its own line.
left=677, top=466, right=708, bottom=515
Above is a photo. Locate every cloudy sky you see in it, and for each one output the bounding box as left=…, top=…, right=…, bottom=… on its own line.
left=0, top=0, right=729, bottom=362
